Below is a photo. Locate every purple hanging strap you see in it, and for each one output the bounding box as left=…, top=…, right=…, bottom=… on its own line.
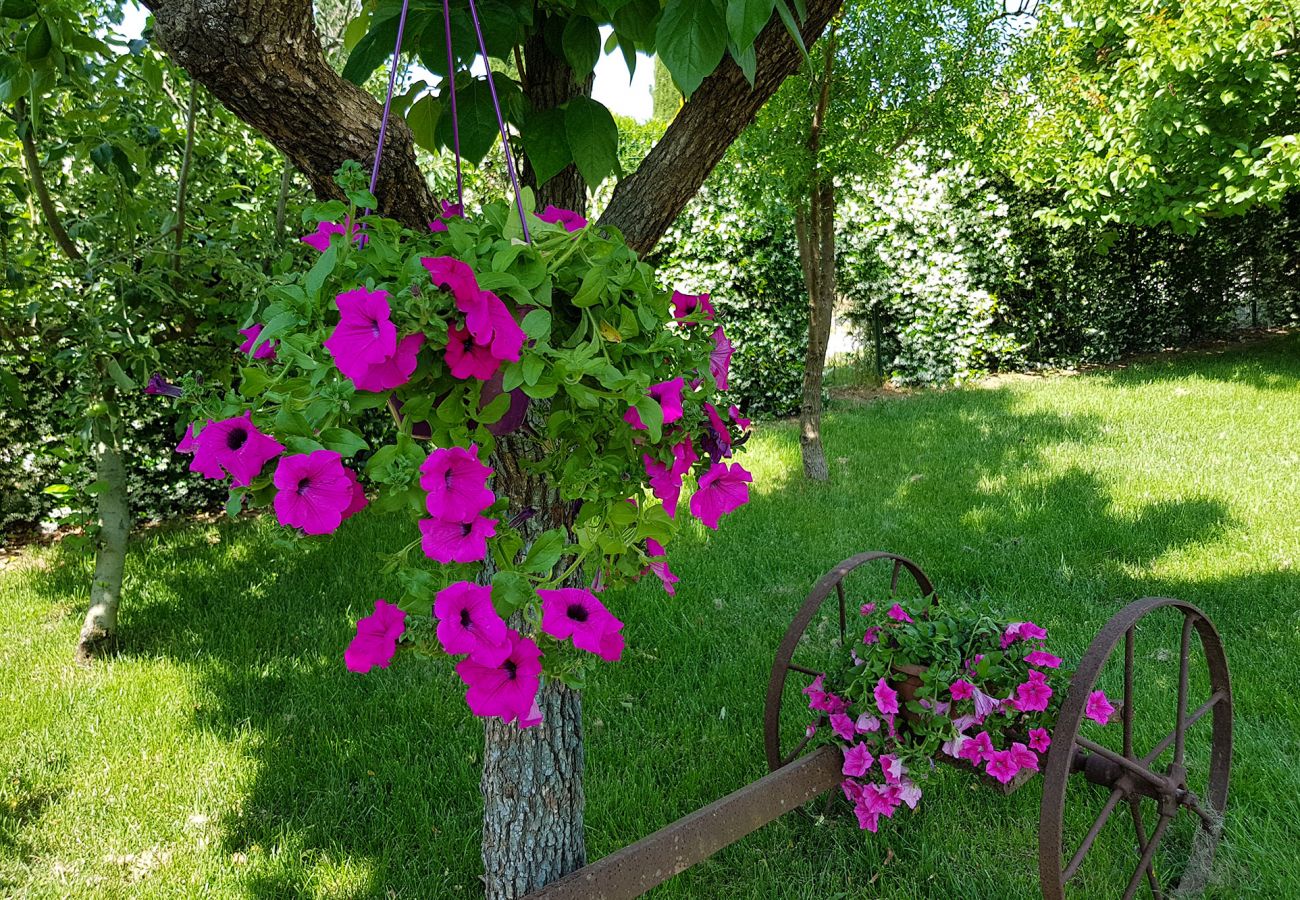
left=466, top=0, right=531, bottom=242
left=443, top=0, right=464, bottom=206
left=366, top=0, right=413, bottom=217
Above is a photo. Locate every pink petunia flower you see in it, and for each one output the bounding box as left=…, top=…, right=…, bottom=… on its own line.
left=671, top=290, right=715, bottom=323
left=419, top=445, right=494, bottom=522
left=455, top=628, right=543, bottom=727
left=625, top=378, right=686, bottom=430
left=688, top=462, right=753, bottom=529
left=464, top=290, right=526, bottom=362
left=1012, top=670, right=1054, bottom=713
left=985, top=749, right=1020, bottom=784
left=643, top=539, right=678, bottom=596
left=643, top=455, right=683, bottom=518
left=886, top=603, right=913, bottom=623
left=842, top=743, right=874, bottom=777
left=537, top=204, right=587, bottom=232
left=729, top=405, right=751, bottom=431
left=958, top=730, right=994, bottom=765
left=445, top=323, right=501, bottom=380
left=176, top=423, right=198, bottom=454
left=830, top=712, right=855, bottom=740
left=862, top=625, right=881, bottom=645
left=189, top=411, right=284, bottom=486
left=703, top=402, right=733, bottom=457
left=351, top=332, right=424, bottom=392
left=949, top=679, right=975, bottom=701
left=860, top=602, right=877, bottom=616
left=971, top=685, right=1001, bottom=721
left=1025, top=649, right=1062, bottom=668
left=879, top=754, right=906, bottom=784
left=344, top=599, right=407, bottom=673
left=421, top=255, right=479, bottom=305
left=710, top=326, right=733, bottom=391
left=324, top=287, right=398, bottom=374
left=874, top=678, right=900, bottom=716
left=238, top=324, right=277, bottom=360
left=301, top=220, right=357, bottom=252
left=1002, top=620, right=1048, bottom=648
left=1009, top=741, right=1039, bottom=773
left=273, top=451, right=357, bottom=535
left=428, top=200, right=464, bottom=232
left=1029, top=728, right=1052, bottom=753
left=539, top=588, right=625, bottom=662
left=433, top=581, right=509, bottom=665
left=340, top=467, right=368, bottom=520
left=419, top=513, right=498, bottom=563
left=855, top=712, right=881, bottom=733
left=1085, top=690, right=1115, bottom=725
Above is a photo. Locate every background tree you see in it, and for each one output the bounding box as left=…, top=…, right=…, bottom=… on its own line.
left=744, top=0, right=1036, bottom=480
left=137, top=0, right=842, bottom=895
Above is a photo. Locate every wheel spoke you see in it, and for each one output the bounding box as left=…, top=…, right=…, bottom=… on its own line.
left=1174, top=615, right=1195, bottom=766
left=1123, top=627, right=1135, bottom=759
left=1141, top=692, right=1224, bottom=767
left=1123, top=812, right=1171, bottom=900
left=889, top=558, right=902, bottom=595
left=1063, top=787, right=1125, bottom=882
left=1179, top=790, right=1222, bottom=833
left=781, top=727, right=817, bottom=767
left=787, top=663, right=823, bottom=678
left=1076, top=736, right=1167, bottom=793
left=1127, top=798, right=1162, bottom=899
left=836, top=581, right=847, bottom=645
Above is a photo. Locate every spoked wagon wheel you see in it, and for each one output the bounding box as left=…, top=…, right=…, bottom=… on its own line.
left=764, top=551, right=935, bottom=778
left=1039, top=598, right=1232, bottom=899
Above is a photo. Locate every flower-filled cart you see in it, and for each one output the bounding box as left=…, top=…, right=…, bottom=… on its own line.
left=528, top=551, right=1232, bottom=900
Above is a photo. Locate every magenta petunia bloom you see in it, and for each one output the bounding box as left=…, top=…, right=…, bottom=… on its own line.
left=273, top=451, right=357, bottom=535
left=949, top=679, right=975, bottom=701
left=860, top=602, right=876, bottom=615
left=971, top=685, right=1001, bottom=721
left=710, top=326, right=733, bottom=390
left=344, top=599, right=407, bottom=673
left=1025, top=649, right=1062, bottom=668
left=433, top=581, right=509, bottom=665
left=301, top=220, right=357, bottom=252
left=340, top=467, right=368, bottom=521
left=537, top=204, right=587, bottom=232
left=879, top=753, right=906, bottom=784
left=886, top=603, right=913, bottom=623
left=644, top=440, right=699, bottom=518
left=428, top=199, right=465, bottom=232
left=957, top=730, right=994, bottom=765
left=1012, top=670, right=1054, bottom=713
left=419, top=445, right=494, bottom=522
left=729, top=405, right=751, bottom=431
left=625, top=378, right=686, bottom=430
left=985, top=749, right=1020, bottom=784
left=324, top=287, right=398, bottom=376
left=1029, top=728, right=1052, bottom=753
left=688, top=462, right=752, bottom=529
left=455, top=629, right=543, bottom=727
left=468, top=290, right=526, bottom=362
left=1085, top=690, right=1115, bottom=725
left=539, top=588, right=624, bottom=662
left=421, top=255, right=479, bottom=305
left=826, top=712, right=852, bottom=741
left=419, top=513, right=498, bottom=563
left=643, top=538, right=678, bottom=596
left=856, top=712, right=881, bottom=733
left=671, top=290, right=715, bottom=323
left=703, top=402, right=733, bottom=456
left=177, top=423, right=198, bottom=454
left=445, top=323, right=501, bottom=380
left=874, top=677, right=900, bottom=716
left=862, top=626, right=881, bottom=644
left=145, top=373, right=183, bottom=397
left=190, top=411, right=284, bottom=486
left=1002, top=620, right=1048, bottom=648
left=238, top=324, right=277, bottom=360
left=1010, top=741, right=1039, bottom=773
left=350, top=333, right=425, bottom=393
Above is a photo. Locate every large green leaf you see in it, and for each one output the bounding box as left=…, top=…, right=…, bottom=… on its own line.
left=0, top=0, right=36, bottom=19
left=562, top=15, right=601, bottom=80
left=405, top=93, right=442, bottom=154
left=341, top=9, right=400, bottom=85
left=726, top=0, right=775, bottom=53
left=522, top=106, right=571, bottom=186
left=436, top=76, right=521, bottom=166
left=656, top=0, right=727, bottom=97
left=564, top=97, right=619, bottom=189
left=24, top=17, right=52, bottom=61
left=612, top=0, right=660, bottom=45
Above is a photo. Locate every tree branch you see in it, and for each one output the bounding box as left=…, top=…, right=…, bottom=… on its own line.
left=600, top=0, right=844, bottom=255
left=143, top=0, right=436, bottom=229
left=13, top=99, right=83, bottom=262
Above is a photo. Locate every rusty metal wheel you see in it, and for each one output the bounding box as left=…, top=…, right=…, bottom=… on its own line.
left=764, top=551, right=936, bottom=775
left=1039, top=598, right=1232, bottom=899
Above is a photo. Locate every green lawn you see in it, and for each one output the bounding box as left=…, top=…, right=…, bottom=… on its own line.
left=3, top=334, right=1298, bottom=899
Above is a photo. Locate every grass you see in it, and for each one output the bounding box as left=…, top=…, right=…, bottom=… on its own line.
left=2, top=333, right=1298, bottom=899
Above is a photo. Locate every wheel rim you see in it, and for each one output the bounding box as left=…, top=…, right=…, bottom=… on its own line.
left=764, top=551, right=936, bottom=775
left=1039, top=598, right=1232, bottom=899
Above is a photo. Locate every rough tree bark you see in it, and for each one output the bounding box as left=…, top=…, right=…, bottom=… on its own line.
left=795, top=31, right=837, bottom=482
left=76, top=416, right=131, bottom=661
left=141, top=0, right=842, bottom=894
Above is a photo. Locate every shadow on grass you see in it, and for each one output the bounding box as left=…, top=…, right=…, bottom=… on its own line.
left=1090, top=331, right=1299, bottom=393
left=18, top=376, right=1265, bottom=897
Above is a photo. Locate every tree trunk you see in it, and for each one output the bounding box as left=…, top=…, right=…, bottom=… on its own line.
left=76, top=419, right=130, bottom=661
left=519, top=13, right=591, bottom=213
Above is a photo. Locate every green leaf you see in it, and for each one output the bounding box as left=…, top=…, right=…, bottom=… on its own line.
left=726, top=0, right=775, bottom=52
left=225, top=492, right=244, bottom=518
left=613, top=0, right=660, bottom=43
left=523, top=529, right=566, bottom=574
left=105, top=358, right=136, bottom=391
left=42, top=483, right=71, bottom=495
left=657, top=0, right=727, bottom=98
left=477, top=389, right=511, bottom=424
left=564, top=97, right=619, bottom=189
left=491, top=571, right=534, bottom=616
left=1, top=0, right=37, bottom=18
left=342, top=11, right=400, bottom=85
left=634, top=395, right=664, bottom=442
left=304, top=244, right=338, bottom=300
left=238, top=366, right=272, bottom=398
left=521, top=309, right=551, bottom=341
left=729, top=39, right=756, bottom=86
left=571, top=265, right=607, bottom=307
left=342, top=10, right=371, bottom=52
left=405, top=93, right=441, bottom=154
left=436, top=77, right=517, bottom=166
left=24, top=17, right=51, bottom=61
left=522, top=354, right=545, bottom=386
left=562, top=16, right=601, bottom=80
left=522, top=107, right=571, bottom=186
left=319, top=427, right=368, bottom=457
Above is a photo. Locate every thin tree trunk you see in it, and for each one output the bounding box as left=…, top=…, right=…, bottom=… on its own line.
left=15, top=98, right=83, bottom=262
left=172, top=80, right=199, bottom=275
left=76, top=418, right=130, bottom=661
